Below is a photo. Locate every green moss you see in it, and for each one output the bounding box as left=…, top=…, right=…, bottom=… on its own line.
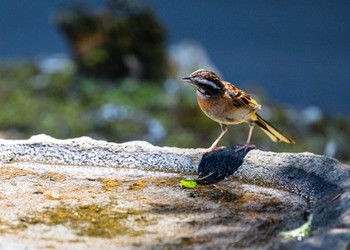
left=0, top=219, right=28, bottom=235
left=20, top=203, right=152, bottom=238
left=102, top=179, right=120, bottom=191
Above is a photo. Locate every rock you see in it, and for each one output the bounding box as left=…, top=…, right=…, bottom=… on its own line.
left=0, top=135, right=349, bottom=250
left=55, top=2, right=168, bottom=81
left=1, top=134, right=202, bottom=173
left=238, top=150, right=350, bottom=250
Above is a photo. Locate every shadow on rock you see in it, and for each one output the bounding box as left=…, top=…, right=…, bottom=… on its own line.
left=197, top=145, right=254, bottom=185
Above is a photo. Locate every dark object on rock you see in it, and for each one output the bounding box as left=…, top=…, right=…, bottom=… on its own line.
left=55, top=1, right=168, bottom=81
left=1, top=136, right=350, bottom=249
left=197, top=145, right=254, bottom=185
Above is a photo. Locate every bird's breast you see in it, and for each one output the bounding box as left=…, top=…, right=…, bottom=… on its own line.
left=196, top=92, right=253, bottom=124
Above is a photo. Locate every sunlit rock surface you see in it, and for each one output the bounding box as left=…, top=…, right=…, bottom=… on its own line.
left=0, top=135, right=349, bottom=250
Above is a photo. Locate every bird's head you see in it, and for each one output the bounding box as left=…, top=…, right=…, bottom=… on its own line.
left=182, top=69, right=224, bottom=97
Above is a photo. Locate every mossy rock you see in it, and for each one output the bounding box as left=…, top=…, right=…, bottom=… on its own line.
left=55, top=2, right=168, bottom=81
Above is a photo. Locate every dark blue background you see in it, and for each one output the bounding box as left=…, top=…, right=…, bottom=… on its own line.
left=1, top=1, right=349, bottom=116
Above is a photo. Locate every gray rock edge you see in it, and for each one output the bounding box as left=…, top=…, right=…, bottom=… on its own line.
left=0, top=134, right=349, bottom=249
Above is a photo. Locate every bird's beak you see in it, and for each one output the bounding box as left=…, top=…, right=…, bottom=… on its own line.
left=182, top=76, right=193, bottom=83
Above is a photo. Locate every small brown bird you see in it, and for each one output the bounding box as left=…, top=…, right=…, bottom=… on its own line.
left=182, top=69, right=295, bottom=152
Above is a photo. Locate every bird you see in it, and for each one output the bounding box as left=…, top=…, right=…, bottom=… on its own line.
left=182, top=69, right=295, bottom=153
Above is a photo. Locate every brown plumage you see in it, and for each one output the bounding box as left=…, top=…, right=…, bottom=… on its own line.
left=182, top=69, right=295, bottom=152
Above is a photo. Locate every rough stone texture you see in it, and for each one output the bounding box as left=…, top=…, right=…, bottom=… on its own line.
left=0, top=134, right=349, bottom=249
left=238, top=150, right=350, bottom=249
left=0, top=134, right=202, bottom=173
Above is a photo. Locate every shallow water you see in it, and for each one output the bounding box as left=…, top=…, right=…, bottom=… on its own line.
left=0, top=162, right=308, bottom=249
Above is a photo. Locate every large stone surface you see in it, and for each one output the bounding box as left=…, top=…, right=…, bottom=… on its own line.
left=0, top=134, right=349, bottom=249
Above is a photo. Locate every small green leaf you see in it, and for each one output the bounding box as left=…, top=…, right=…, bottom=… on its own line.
left=180, top=180, right=197, bottom=189
left=279, top=214, right=313, bottom=240
left=0, top=151, right=14, bottom=164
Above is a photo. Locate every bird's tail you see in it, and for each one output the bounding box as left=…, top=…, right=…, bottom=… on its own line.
left=252, top=113, right=295, bottom=144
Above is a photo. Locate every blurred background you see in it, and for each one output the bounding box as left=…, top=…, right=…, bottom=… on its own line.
left=1, top=0, right=350, bottom=162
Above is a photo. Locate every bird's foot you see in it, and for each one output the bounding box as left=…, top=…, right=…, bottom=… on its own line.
left=234, top=143, right=256, bottom=152
left=203, top=146, right=226, bottom=154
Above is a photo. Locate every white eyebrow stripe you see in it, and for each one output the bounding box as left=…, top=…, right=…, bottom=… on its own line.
left=197, top=78, right=221, bottom=90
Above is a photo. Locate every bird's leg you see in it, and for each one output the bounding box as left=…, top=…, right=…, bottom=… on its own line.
left=204, top=123, right=228, bottom=154
left=235, top=120, right=256, bottom=152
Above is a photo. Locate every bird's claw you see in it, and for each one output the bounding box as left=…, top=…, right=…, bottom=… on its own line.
left=234, top=144, right=256, bottom=152
left=203, top=146, right=225, bottom=154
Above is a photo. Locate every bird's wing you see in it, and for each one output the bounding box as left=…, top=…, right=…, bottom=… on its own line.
left=223, top=82, right=261, bottom=110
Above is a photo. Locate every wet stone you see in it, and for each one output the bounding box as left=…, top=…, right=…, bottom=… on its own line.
left=0, top=135, right=349, bottom=250
left=0, top=164, right=307, bottom=249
